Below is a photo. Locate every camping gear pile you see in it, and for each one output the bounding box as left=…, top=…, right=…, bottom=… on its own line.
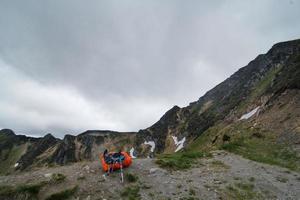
left=100, top=150, right=132, bottom=182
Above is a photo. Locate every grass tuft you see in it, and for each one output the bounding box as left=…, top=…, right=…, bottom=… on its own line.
left=189, top=188, right=196, bottom=196
left=222, top=182, right=262, bottom=200
left=45, top=185, right=78, bottom=200
left=0, top=181, right=47, bottom=199
left=121, top=185, right=141, bottom=200
left=249, top=177, right=255, bottom=182
left=16, top=182, right=46, bottom=195
left=210, top=160, right=230, bottom=169
left=125, top=173, right=138, bottom=183
left=50, top=173, right=66, bottom=183
left=0, top=185, right=14, bottom=196
left=156, top=151, right=211, bottom=170
left=221, top=135, right=300, bottom=171
left=276, top=176, right=288, bottom=183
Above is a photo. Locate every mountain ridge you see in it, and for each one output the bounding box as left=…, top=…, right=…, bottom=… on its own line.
left=1, top=38, right=299, bottom=174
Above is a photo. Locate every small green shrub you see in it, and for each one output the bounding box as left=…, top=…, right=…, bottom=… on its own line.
left=0, top=182, right=46, bottom=199
left=47, top=163, right=56, bottom=168
left=46, top=185, right=78, bottom=200
left=121, top=185, right=141, bottom=200
left=221, top=138, right=244, bottom=152
left=141, top=184, right=151, bottom=189
left=51, top=173, right=66, bottom=183
left=276, top=176, right=288, bottom=183
left=189, top=188, right=196, bottom=196
left=125, top=173, right=138, bottom=183
left=16, top=182, right=46, bottom=195
left=210, top=160, right=229, bottom=168
left=0, top=185, right=14, bottom=196
left=249, top=177, right=255, bottom=182
left=77, top=176, right=86, bottom=180
left=148, top=192, right=154, bottom=197
left=235, top=182, right=254, bottom=191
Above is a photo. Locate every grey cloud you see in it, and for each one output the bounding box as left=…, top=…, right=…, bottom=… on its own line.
left=0, top=0, right=299, bottom=137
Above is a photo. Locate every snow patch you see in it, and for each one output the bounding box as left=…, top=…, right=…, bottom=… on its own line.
left=172, top=136, right=186, bottom=152
left=144, top=141, right=155, bottom=152
left=129, top=147, right=136, bottom=158
left=14, top=163, right=19, bottom=168
left=240, top=107, right=260, bottom=120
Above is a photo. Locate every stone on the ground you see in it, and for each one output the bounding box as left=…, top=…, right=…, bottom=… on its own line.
left=44, top=173, right=52, bottom=178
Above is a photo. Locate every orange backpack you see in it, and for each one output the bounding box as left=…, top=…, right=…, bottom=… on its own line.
left=100, top=151, right=132, bottom=172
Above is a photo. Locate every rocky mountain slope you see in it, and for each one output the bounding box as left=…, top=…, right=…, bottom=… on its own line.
left=0, top=129, right=136, bottom=174
left=1, top=38, right=299, bottom=174
left=136, top=39, right=300, bottom=156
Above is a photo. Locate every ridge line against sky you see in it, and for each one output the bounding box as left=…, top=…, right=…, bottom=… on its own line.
left=0, top=0, right=299, bottom=138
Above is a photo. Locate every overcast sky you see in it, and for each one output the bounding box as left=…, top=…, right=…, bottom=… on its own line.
left=0, top=0, right=299, bottom=138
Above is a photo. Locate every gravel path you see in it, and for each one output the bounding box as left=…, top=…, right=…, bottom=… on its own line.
left=0, top=150, right=299, bottom=200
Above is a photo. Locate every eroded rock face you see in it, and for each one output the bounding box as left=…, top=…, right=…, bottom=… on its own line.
left=50, top=130, right=137, bottom=165
left=0, top=129, right=40, bottom=174
left=51, top=134, right=76, bottom=165
left=17, top=134, right=60, bottom=170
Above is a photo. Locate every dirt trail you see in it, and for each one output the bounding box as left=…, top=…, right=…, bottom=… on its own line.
left=0, top=151, right=299, bottom=200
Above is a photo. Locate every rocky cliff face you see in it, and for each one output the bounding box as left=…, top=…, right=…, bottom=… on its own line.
left=0, top=129, right=136, bottom=174
left=1, top=39, right=299, bottom=173
left=0, top=129, right=38, bottom=174
left=50, top=130, right=136, bottom=165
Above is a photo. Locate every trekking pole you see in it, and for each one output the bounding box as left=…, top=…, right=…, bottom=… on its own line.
left=120, top=159, right=124, bottom=183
